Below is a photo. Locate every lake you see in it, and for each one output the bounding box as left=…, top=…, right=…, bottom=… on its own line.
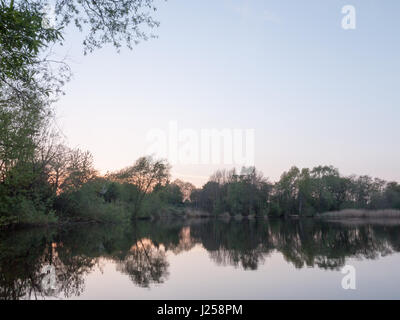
left=1, top=218, right=400, bottom=300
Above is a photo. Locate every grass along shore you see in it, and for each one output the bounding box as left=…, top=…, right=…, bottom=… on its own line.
left=319, top=209, right=400, bottom=219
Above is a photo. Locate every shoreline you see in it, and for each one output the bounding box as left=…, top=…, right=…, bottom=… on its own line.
left=3, top=208, right=400, bottom=231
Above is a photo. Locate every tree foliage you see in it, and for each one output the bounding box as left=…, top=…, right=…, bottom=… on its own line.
left=0, top=0, right=162, bottom=226
left=190, top=165, right=400, bottom=217
left=109, top=156, right=170, bottom=218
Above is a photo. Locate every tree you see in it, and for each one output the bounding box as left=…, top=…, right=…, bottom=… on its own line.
left=53, top=0, right=160, bottom=54
left=191, top=167, right=270, bottom=216
left=227, top=181, right=251, bottom=216
left=103, top=182, right=120, bottom=203
left=172, top=179, right=195, bottom=202
left=59, top=149, right=97, bottom=191
left=162, top=183, right=184, bottom=206
left=276, top=166, right=300, bottom=218
left=383, top=182, right=400, bottom=209
left=0, top=0, right=66, bottom=101
left=297, top=168, right=314, bottom=216
left=310, top=166, right=341, bottom=213
left=196, top=181, right=220, bottom=213
left=110, top=156, right=170, bottom=218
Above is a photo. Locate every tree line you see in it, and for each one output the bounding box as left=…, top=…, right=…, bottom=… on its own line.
left=2, top=139, right=400, bottom=227
left=190, top=166, right=400, bottom=218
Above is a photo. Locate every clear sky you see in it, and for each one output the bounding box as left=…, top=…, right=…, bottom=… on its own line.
left=54, top=0, right=400, bottom=187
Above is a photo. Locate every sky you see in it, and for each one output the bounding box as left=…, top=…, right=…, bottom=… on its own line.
left=54, top=0, right=400, bottom=187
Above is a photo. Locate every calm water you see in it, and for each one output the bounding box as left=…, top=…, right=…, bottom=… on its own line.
left=1, top=218, right=400, bottom=300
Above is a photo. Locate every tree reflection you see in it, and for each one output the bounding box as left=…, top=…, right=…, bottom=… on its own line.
left=2, top=219, right=400, bottom=299
left=188, top=219, right=400, bottom=270
left=0, top=224, right=172, bottom=299
left=116, top=238, right=169, bottom=288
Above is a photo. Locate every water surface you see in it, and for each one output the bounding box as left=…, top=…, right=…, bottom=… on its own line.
left=1, top=218, right=400, bottom=299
